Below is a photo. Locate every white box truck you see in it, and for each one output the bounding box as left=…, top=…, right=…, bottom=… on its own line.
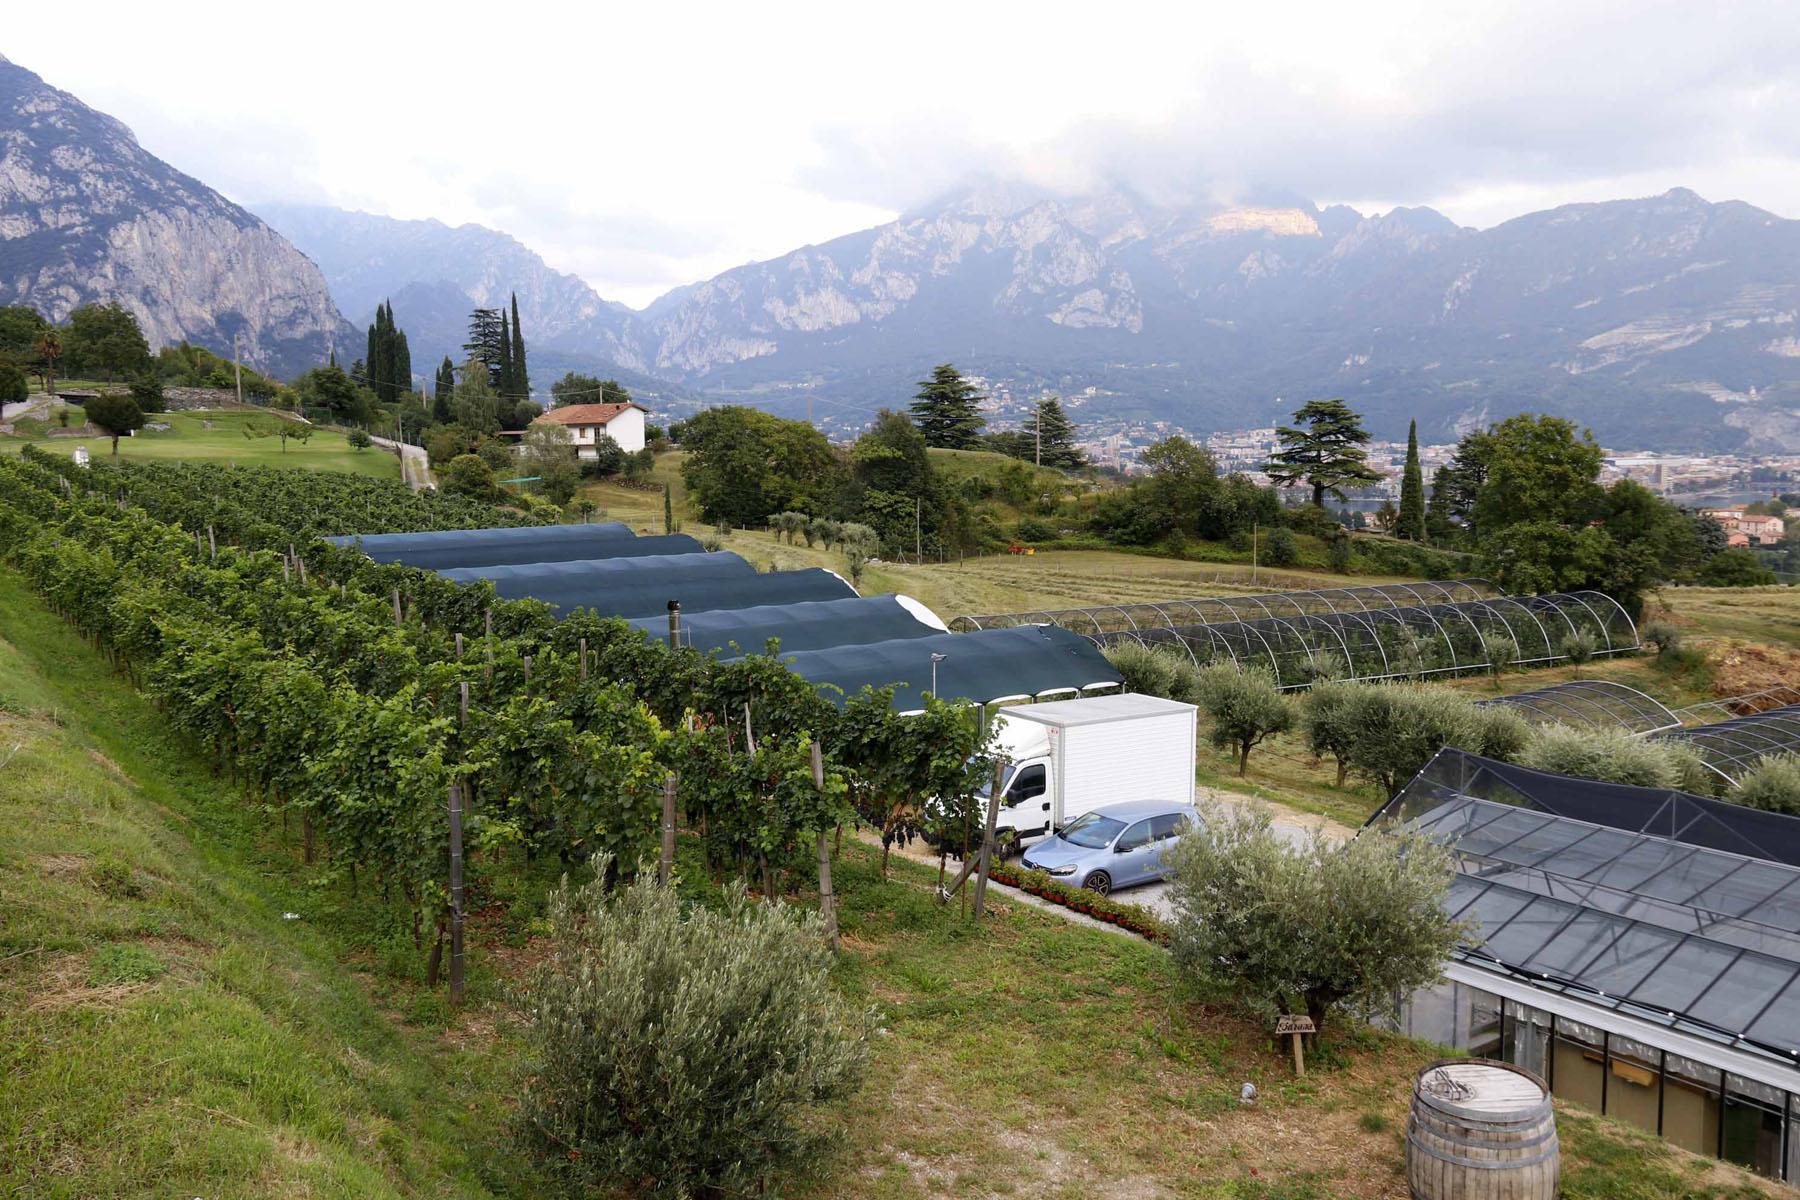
left=983, top=693, right=1197, bottom=849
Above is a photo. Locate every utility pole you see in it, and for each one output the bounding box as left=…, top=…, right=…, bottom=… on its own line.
left=915, top=496, right=922, bottom=562
left=1034, top=400, right=1041, bottom=467
left=1252, top=522, right=1259, bottom=586
left=233, top=336, right=244, bottom=407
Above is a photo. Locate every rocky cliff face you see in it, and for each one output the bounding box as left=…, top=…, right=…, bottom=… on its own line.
left=0, top=55, right=353, bottom=378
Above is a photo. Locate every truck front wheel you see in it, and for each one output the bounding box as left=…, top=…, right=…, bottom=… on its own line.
left=1083, top=871, right=1112, bottom=896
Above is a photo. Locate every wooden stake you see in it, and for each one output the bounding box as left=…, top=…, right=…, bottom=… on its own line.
left=484, top=610, right=494, bottom=686
left=455, top=632, right=464, bottom=659
left=972, top=758, right=1004, bottom=919
left=459, top=680, right=469, bottom=729
left=392, top=587, right=403, bottom=626
left=812, top=741, right=839, bottom=952
left=1291, top=1033, right=1305, bottom=1076
left=207, top=525, right=216, bottom=558
left=743, top=703, right=755, bottom=753
left=578, top=637, right=588, bottom=679
left=522, top=654, right=532, bottom=686
left=659, top=775, right=678, bottom=885
left=447, top=782, right=466, bottom=1007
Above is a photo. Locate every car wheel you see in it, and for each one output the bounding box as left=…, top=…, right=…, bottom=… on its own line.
left=1084, top=871, right=1112, bottom=896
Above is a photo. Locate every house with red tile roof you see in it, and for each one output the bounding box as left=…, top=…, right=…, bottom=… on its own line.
left=533, top=402, right=648, bottom=459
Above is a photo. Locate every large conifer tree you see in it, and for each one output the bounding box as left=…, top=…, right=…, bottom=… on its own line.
left=498, top=309, right=515, bottom=396
left=1026, top=395, right=1085, bottom=468
left=463, top=308, right=505, bottom=387
left=1398, top=419, right=1427, bottom=541
left=909, top=363, right=985, bottom=449
left=1263, top=399, right=1382, bottom=507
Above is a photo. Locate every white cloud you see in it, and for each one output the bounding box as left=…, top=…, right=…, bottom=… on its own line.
left=8, top=0, right=1800, bottom=305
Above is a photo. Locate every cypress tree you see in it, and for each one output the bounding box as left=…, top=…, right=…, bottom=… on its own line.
left=510, top=292, right=530, bottom=401
left=364, top=304, right=380, bottom=394
left=433, top=356, right=455, bottom=423
left=498, top=309, right=515, bottom=396
left=909, top=363, right=986, bottom=449
left=393, top=329, right=412, bottom=401
left=1398, top=419, right=1427, bottom=541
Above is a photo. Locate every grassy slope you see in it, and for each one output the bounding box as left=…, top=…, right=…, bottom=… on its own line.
left=0, top=571, right=531, bottom=1200
left=2, top=408, right=401, bottom=480
left=581, top=453, right=1424, bottom=622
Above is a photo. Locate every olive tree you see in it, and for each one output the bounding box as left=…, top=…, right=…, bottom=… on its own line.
left=83, top=392, right=144, bottom=458
left=1519, top=725, right=1716, bottom=793
left=1102, top=641, right=1201, bottom=705
left=1165, top=804, right=1468, bottom=1033
left=1195, top=663, right=1292, bottom=775
left=1737, top=754, right=1800, bottom=815
left=1301, top=681, right=1362, bottom=787
left=1343, top=683, right=1529, bottom=793
left=521, top=860, right=875, bottom=1198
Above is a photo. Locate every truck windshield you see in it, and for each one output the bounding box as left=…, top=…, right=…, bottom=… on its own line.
left=974, top=763, right=1015, bottom=799
left=1060, top=812, right=1126, bottom=849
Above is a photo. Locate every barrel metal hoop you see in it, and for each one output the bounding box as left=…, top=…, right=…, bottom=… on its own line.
left=1406, top=1129, right=1560, bottom=1170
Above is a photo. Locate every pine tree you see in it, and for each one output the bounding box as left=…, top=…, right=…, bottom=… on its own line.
left=1398, top=419, right=1427, bottom=541
left=463, top=308, right=505, bottom=387
left=909, top=363, right=985, bottom=449
left=1026, top=395, right=1084, bottom=469
left=433, top=356, right=455, bottom=423
left=1264, top=399, right=1383, bottom=507
left=510, top=292, right=530, bottom=400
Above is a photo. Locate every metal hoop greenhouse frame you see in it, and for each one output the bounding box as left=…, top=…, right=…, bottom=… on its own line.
left=1085, top=590, right=1640, bottom=690
left=1657, top=704, right=1800, bottom=789
left=1477, top=680, right=1682, bottom=735
left=948, top=578, right=1499, bottom=635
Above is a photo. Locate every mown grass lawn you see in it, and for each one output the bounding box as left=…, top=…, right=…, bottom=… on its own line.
left=2, top=407, right=401, bottom=480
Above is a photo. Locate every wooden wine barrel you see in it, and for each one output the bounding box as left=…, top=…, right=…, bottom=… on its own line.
left=1406, top=1058, right=1560, bottom=1200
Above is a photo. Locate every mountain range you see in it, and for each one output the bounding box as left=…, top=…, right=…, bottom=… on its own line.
left=5, top=51, right=1800, bottom=451
left=0, top=54, right=353, bottom=376
left=265, top=183, right=1800, bottom=451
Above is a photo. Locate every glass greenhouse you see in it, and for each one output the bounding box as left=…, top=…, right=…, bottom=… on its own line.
left=1658, top=705, right=1800, bottom=789
left=1089, top=591, right=1638, bottom=689
left=949, top=578, right=1497, bottom=634
left=1375, top=749, right=1800, bottom=1183
left=1479, top=680, right=1682, bottom=735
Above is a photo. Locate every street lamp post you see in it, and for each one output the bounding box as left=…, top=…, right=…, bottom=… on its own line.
left=930, top=652, right=949, bottom=695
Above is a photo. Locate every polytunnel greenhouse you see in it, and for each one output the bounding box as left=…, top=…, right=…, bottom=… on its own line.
left=1091, top=590, right=1639, bottom=689
left=949, top=578, right=1496, bottom=634
left=1657, top=704, right=1800, bottom=789
left=1479, top=680, right=1681, bottom=735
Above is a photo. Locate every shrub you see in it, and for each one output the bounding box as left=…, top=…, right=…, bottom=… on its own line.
left=1103, top=641, right=1202, bottom=706
left=1165, top=804, right=1467, bottom=1033
left=1327, top=529, right=1353, bottom=574
left=440, top=454, right=499, bottom=501
left=1639, top=621, right=1683, bottom=656
left=520, top=863, right=874, bottom=1199
left=347, top=428, right=372, bottom=450
left=1014, top=516, right=1055, bottom=542
left=1262, top=526, right=1298, bottom=567
left=1195, top=664, right=1292, bottom=775
left=1735, top=754, right=1800, bottom=815
left=0, top=362, right=26, bottom=405
left=1519, top=725, right=1702, bottom=790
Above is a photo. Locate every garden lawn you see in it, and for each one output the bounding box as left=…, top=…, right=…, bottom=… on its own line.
left=2, top=408, right=401, bottom=480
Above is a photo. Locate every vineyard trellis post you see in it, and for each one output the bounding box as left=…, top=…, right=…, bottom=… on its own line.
left=447, top=780, right=466, bottom=1007
left=207, top=525, right=216, bottom=558
left=391, top=588, right=402, bottom=627
left=659, top=775, right=677, bottom=886
left=811, top=739, right=839, bottom=952
left=578, top=637, right=588, bottom=679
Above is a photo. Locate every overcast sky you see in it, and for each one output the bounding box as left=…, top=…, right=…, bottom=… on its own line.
left=9, top=1, right=1799, bottom=307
